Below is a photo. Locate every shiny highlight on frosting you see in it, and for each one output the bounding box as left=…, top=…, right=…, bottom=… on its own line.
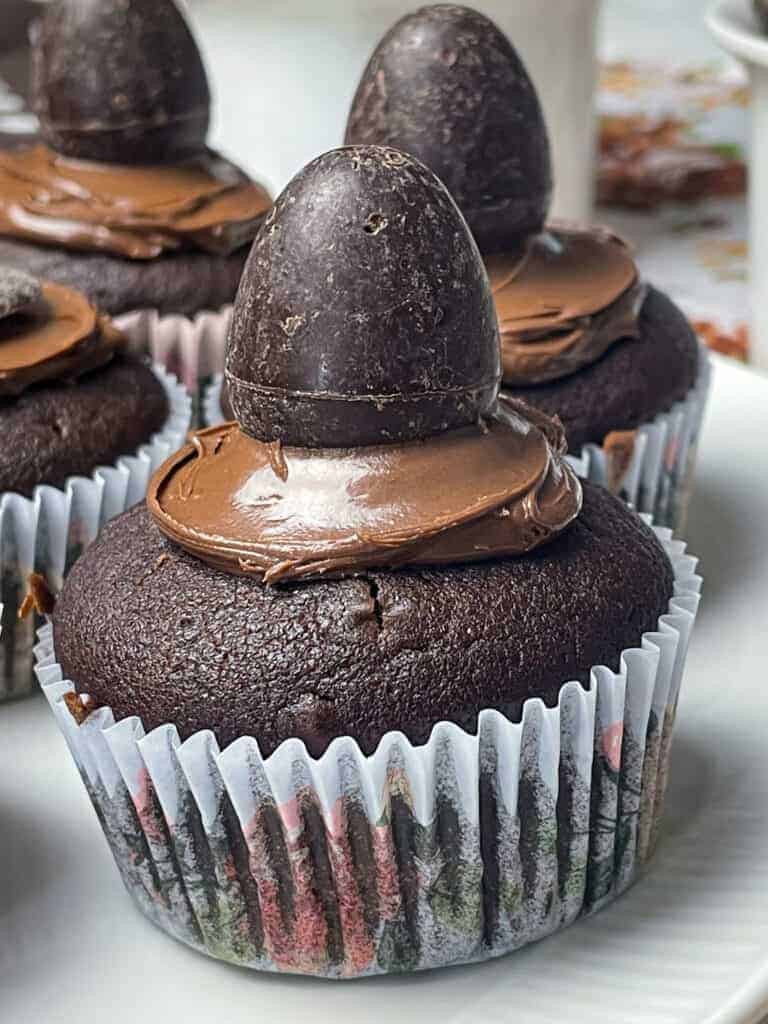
left=148, top=396, right=582, bottom=583
left=489, top=225, right=646, bottom=386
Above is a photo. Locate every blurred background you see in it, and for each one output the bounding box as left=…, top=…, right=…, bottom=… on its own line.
left=0, top=0, right=752, bottom=363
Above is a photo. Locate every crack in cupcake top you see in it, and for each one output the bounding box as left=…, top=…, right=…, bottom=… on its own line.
left=489, top=224, right=646, bottom=386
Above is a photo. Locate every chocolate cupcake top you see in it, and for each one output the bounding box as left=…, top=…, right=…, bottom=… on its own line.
left=345, top=5, right=646, bottom=388
left=149, top=146, right=582, bottom=583
left=0, top=0, right=270, bottom=260
left=0, top=264, right=124, bottom=396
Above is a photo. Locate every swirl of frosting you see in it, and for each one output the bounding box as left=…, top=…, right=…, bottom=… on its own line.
left=0, top=145, right=271, bottom=260
left=0, top=278, right=124, bottom=396
left=488, top=225, right=647, bottom=386
left=147, top=396, right=582, bottom=584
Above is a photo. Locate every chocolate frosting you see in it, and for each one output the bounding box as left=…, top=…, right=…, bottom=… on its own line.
left=148, top=396, right=581, bottom=583
left=0, top=279, right=124, bottom=396
left=0, top=145, right=271, bottom=260
left=489, top=225, right=647, bottom=386
left=149, top=145, right=582, bottom=584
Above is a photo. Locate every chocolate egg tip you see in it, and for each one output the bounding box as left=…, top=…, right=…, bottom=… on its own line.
left=344, top=3, right=552, bottom=254
left=31, top=0, right=210, bottom=164
left=225, top=144, right=501, bottom=447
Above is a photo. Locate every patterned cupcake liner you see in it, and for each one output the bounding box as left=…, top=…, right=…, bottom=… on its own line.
left=567, top=346, right=712, bottom=532
left=115, top=306, right=232, bottom=427
left=202, top=372, right=226, bottom=428
left=36, top=525, right=700, bottom=978
left=203, top=348, right=712, bottom=533
left=0, top=367, right=191, bottom=703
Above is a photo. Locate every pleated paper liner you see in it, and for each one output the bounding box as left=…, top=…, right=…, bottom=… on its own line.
left=0, top=367, right=191, bottom=702
left=202, top=372, right=226, bottom=430
left=36, top=525, right=700, bottom=978
left=568, top=346, right=712, bottom=532
left=115, top=306, right=232, bottom=427
left=202, top=348, right=711, bottom=533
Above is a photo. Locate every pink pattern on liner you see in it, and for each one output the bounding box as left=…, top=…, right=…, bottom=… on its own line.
left=602, top=722, right=624, bottom=773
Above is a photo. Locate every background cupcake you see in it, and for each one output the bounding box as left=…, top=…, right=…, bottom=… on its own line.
left=343, top=4, right=710, bottom=530
left=0, top=265, right=189, bottom=700
left=0, top=0, right=271, bottom=418
left=40, top=147, right=700, bottom=977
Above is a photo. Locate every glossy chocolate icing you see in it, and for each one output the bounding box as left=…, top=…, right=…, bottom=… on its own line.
left=149, top=146, right=581, bottom=582
left=0, top=145, right=271, bottom=260
left=148, top=396, right=581, bottom=582
left=0, top=278, right=124, bottom=396
left=490, top=225, right=646, bottom=385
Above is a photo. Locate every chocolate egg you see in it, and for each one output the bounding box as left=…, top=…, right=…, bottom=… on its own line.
left=31, top=0, right=210, bottom=164
left=226, top=145, right=500, bottom=447
left=344, top=4, right=552, bottom=255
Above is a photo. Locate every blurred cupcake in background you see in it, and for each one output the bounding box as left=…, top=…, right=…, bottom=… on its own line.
left=40, top=147, right=700, bottom=976
left=0, top=0, right=272, bottom=418
left=340, top=3, right=710, bottom=530
left=0, top=265, right=189, bottom=701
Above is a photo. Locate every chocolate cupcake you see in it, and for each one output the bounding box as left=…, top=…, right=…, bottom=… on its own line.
left=343, top=4, right=710, bottom=529
left=0, top=265, right=190, bottom=701
left=0, top=0, right=272, bottom=416
left=41, top=147, right=700, bottom=977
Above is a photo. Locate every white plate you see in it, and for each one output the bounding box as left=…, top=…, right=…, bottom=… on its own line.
left=2, top=355, right=768, bottom=1024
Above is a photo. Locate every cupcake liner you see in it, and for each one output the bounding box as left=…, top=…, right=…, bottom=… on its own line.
left=0, top=366, right=191, bottom=703
left=202, top=372, right=226, bottom=427
left=202, top=348, right=712, bottom=533
left=115, top=307, right=232, bottom=426
left=36, top=524, right=700, bottom=978
left=567, top=346, right=712, bottom=532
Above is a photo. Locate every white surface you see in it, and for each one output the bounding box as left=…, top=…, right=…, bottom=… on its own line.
left=187, top=0, right=599, bottom=221
left=1, top=354, right=768, bottom=1022
left=707, top=0, right=768, bottom=371
left=601, top=0, right=721, bottom=61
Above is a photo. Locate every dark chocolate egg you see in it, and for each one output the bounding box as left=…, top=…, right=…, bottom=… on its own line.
left=344, top=4, right=552, bottom=255
left=226, top=145, right=500, bottom=447
left=31, top=0, right=210, bottom=164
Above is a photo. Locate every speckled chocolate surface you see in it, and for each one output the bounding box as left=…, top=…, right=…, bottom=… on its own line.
left=218, top=285, right=700, bottom=452
left=0, top=236, right=248, bottom=317
left=54, top=481, right=673, bottom=757
left=227, top=146, right=499, bottom=446
left=504, top=286, right=700, bottom=452
left=0, top=355, right=168, bottom=496
left=344, top=4, right=551, bottom=255
left=31, top=0, right=210, bottom=164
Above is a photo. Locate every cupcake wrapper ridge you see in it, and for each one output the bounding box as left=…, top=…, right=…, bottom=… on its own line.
left=568, top=345, right=711, bottom=531
left=37, top=524, right=701, bottom=978
left=115, top=306, right=232, bottom=427
left=0, top=366, right=191, bottom=702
